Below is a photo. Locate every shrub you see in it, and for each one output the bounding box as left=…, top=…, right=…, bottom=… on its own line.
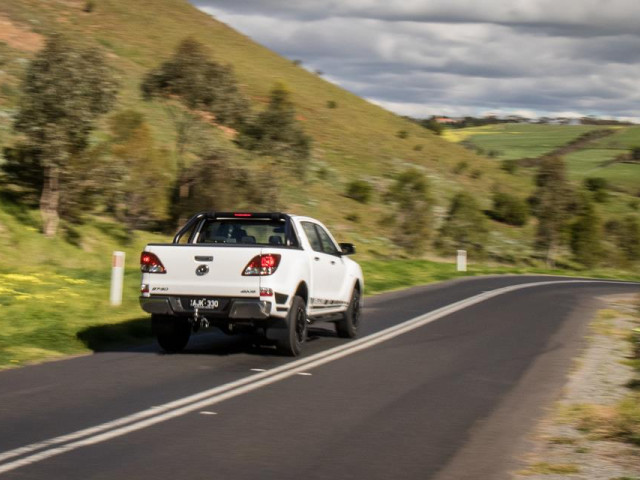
left=396, top=130, right=409, bottom=139
left=501, top=159, right=518, bottom=174
left=326, top=100, right=337, bottom=109
left=436, top=192, right=488, bottom=257
left=570, top=193, right=602, bottom=268
left=584, top=177, right=609, bottom=202
left=385, top=169, right=433, bottom=254
left=453, top=160, right=468, bottom=174
left=345, top=180, right=373, bottom=204
left=413, top=144, right=423, bottom=151
left=489, top=192, right=529, bottom=226
left=632, top=146, right=640, bottom=161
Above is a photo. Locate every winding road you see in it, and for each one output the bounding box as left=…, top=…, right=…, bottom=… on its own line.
left=0, top=275, right=638, bottom=479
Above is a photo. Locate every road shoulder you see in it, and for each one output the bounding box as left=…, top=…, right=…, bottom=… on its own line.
left=513, top=293, right=640, bottom=479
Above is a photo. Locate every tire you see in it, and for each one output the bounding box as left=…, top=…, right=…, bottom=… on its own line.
left=336, top=287, right=361, bottom=339
left=152, top=314, right=191, bottom=353
left=276, top=295, right=307, bottom=356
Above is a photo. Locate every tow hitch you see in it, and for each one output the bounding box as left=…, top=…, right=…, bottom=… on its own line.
left=191, top=308, right=210, bottom=332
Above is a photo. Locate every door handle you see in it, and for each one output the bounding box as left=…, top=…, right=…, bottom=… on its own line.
left=314, top=257, right=320, bottom=261
left=330, top=260, right=336, bottom=265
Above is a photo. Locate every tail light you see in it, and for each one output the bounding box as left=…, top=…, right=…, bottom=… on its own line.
left=140, top=252, right=166, bottom=274
left=243, top=254, right=281, bottom=276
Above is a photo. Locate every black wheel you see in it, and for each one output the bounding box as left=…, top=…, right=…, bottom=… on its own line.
left=336, top=287, right=361, bottom=338
left=152, top=314, right=191, bottom=353
left=276, top=295, right=307, bottom=356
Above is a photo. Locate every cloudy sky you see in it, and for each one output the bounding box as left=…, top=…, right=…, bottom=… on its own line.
left=192, top=1, right=640, bottom=120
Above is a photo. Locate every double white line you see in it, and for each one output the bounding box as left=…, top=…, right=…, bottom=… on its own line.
left=0, top=279, right=635, bottom=474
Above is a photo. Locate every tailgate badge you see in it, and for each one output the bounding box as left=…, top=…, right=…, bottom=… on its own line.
left=196, top=265, right=209, bottom=276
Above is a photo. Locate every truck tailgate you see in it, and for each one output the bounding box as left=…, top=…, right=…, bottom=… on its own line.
left=145, top=245, right=262, bottom=297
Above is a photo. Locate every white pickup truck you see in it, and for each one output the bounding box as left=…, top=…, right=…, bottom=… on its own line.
left=140, top=212, right=364, bottom=356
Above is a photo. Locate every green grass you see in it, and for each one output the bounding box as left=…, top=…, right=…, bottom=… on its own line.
left=444, top=123, right=601, bottom=160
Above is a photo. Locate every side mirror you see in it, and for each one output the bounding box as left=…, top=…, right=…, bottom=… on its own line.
left=339, top=243, right=356, bottom=256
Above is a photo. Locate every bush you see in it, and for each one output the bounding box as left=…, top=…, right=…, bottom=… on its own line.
left=570, top=193, right=602, bottom=267
left=385, top=169, right=433, bottom=254
left=396, top=130, right=409, bottom=139
left=489, top=192, right=529, bottom=226
left=453, top=160, right=468, bottom=174
left=501, top=159, right=518, bottom=174
left=345, top=180, right=373, bottom=204
left=584, top=177, right=609, bottom=202
left=326, top=100, right=337, bottom=109
left=436, top=192, right=488, bottom=257
left=632, top=146, right=640, bottom=161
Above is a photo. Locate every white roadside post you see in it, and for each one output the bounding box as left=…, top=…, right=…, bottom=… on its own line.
left=456, top=249, right=467, bottom=272
left=110, top=251, right=126, bottom=306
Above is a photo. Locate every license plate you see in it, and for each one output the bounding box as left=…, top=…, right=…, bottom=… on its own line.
left=182, top=297, right=227, bottom=311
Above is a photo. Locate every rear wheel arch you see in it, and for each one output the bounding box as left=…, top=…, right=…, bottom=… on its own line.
left=294, top=282, right=309, bottom=305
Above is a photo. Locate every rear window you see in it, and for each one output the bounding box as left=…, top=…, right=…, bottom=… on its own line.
left=195, top=219, right=298, bottom=247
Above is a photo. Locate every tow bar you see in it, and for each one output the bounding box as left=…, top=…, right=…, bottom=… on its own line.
left=191, top=308, right=210, bottom=332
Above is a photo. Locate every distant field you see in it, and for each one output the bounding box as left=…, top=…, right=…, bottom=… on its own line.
left=443, top=124, right=601, bottom=160
left=444, top=123, right=640, bottom=195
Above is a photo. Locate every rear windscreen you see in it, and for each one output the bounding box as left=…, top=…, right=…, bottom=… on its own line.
left=195, top=219, right=298, bottom=247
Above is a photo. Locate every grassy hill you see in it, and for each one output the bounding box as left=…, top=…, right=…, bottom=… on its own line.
left=0, top=0, right=522, bottom=259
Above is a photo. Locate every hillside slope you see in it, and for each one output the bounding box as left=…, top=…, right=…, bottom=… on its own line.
left=0, top=0, right=523, bottom=258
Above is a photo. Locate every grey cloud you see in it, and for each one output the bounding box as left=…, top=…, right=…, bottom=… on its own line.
left=193, top=1, right=640, bottom=120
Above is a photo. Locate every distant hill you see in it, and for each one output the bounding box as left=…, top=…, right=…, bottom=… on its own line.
left=0, top=0, right=525, bottom=260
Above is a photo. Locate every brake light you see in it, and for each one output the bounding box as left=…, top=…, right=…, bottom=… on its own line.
left=234, top=213, right=252, bottom=217
left=243, top=254, right=281, bottom=276
left=140, top=252, right=166, bottom=274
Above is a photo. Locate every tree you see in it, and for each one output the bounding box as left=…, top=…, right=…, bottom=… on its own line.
left=436, top=192, right=488, bottom=257
left=236, top=83, right=311, bottom=177
left=532, top=156, right=572, bottom=267
left=385, top=168, right=433, bottom=254
left=141, top=38, right=248, bottom=129
left=570, top=192, right=602, bottom=267
left=420, top=117, right=444, bottom=135
left=13, top=34, right=118, bottom=235
left=106, top=110, right=172, bottom=230
left=141, top=38, right=249, bottom=225
left=174, top=150, right=273, bottom=219
left=618, top=215, right=640, bottom=263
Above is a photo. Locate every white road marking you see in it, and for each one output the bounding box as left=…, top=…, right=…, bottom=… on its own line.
left=296, top=372, right=312, bottom=376
left=199, top=411, right=217, bottom=415
left=250, top=368, right=267, bottom=372
left=0, top=279, right=636, bottom=475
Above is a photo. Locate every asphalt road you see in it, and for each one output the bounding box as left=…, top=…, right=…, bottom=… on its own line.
left=0, top=275, right=638, bottom=479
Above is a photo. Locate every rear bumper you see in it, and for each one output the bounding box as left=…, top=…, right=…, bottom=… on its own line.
left=140, top=296, right=272, bottom=320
